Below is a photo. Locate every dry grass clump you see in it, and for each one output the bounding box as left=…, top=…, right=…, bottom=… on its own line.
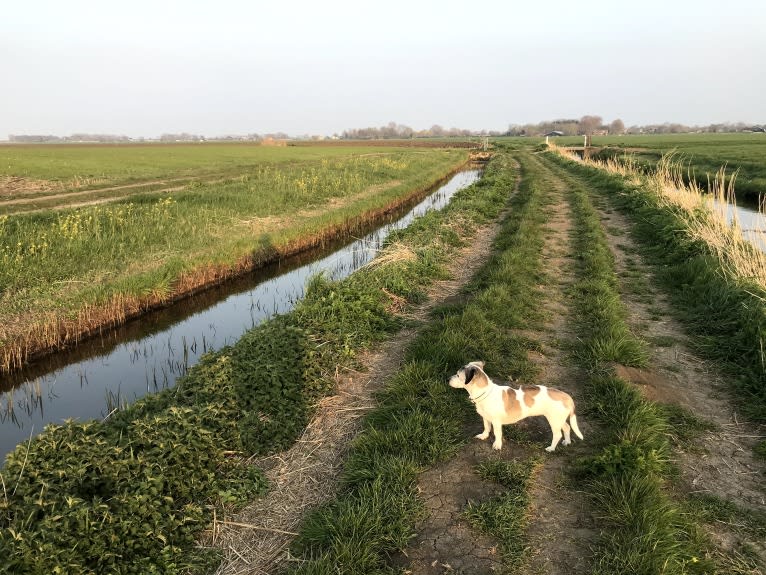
left=361, top=241, right=417, bottom=270
left=207, top=382, right=377, bottom=575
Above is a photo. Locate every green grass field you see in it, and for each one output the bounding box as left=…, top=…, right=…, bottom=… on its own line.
left=0, top=143, right=404, bottom=187
left=0, top=143, right=468, bottom=371
left=0, top=148, right=506, bottom=575
left=3, top=148, right=764, bottom=574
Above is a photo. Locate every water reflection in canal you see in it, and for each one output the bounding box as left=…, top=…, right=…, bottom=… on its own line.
left=0, top=170, right=480, bottom=460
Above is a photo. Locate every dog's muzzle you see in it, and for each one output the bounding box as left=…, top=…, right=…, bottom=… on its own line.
left=448, top=373, right=465, bottom=388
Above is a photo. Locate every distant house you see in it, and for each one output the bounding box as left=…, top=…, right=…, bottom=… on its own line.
left=543, top=131, right=564, bottom=137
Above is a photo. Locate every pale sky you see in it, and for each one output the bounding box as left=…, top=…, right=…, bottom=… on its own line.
left=2, top=0, right=764, bottom=138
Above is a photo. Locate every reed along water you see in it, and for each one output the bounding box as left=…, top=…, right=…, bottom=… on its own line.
left=0, top=169, right=481, bottom=461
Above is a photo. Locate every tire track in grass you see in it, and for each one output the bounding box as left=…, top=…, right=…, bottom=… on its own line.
left=404, top=151, right=602, bottom=575
left=281, top=152, right=547, bottom=575
left=515, top=153, right=598, bottom=575
left=598, top=202, right=766, bottom=570
left=389, top=159, right=532, bottom=575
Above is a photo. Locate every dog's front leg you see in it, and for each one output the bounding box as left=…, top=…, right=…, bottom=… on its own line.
left=475, top=418, right=491, bottom=441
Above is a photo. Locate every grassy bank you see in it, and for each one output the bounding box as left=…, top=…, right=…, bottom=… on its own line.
left=0, top=147, right=466, bottom=372
left=548, top=151, right=766, bottom=422
left=580, top=133, right=766, bottom=201
left=287, top=150, right=551, bottom=573
left=0, top=153, right=505, bottom=574
left=494, top=133, right=766, bottom=201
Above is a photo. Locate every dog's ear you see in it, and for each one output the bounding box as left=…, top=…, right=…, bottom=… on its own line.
left=464, top=365, right=476, bottom=385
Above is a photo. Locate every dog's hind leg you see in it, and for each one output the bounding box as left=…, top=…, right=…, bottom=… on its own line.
left=561, top=421, right=572, bottom=446
left=475, top=418, right=491, bottom=441
left=544, top=415, right=565, bottom=452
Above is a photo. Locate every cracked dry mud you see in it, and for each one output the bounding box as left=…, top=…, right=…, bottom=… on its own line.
left=392, top=441, right=508, bottom=574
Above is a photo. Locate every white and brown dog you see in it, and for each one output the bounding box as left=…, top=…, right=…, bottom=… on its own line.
left=449, top=361, right=583, bottom=452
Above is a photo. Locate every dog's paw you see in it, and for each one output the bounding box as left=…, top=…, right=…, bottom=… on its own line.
left=475, top=433, right=489, bottom=441
left=545, top=446, right=556, bottom=452
left=492, top=441, right=502, bottom=451
left=562, top=439, right=571, bottom=446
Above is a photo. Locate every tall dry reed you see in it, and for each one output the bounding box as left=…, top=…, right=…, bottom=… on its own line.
left=550, top=144, right=766, bottom=294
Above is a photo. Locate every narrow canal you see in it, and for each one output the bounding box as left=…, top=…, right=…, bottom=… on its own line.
left=0, top=169, right=481, bottom=460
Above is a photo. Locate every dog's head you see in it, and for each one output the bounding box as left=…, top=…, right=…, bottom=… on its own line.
left=448, top=361, right=488, bottom=390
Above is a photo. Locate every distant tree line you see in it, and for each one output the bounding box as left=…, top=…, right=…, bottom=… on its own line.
left=507, top=116, right=626, bottom=137
left=7, top=132, right=291, bottom=143
left=341, top=121, right=505, bottom=140
left=8, top=119, right=763, bottom=144
left=8, top=134, right=133, bottom=143
left=506, top=116, right=764, bottom=137
left=159, top=132, right=290, bottom=142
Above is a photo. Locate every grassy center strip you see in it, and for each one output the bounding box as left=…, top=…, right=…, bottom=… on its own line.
left=546, top=152, right=715, bottom=574
left=287, top=150, right=551, bottom=573
left=0, top=156, right=507, bottom=574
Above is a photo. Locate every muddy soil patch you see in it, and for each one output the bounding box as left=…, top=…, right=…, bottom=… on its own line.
left=391, top=441, right=509, bottom=575
left=0, top=176, right=59, bottom=198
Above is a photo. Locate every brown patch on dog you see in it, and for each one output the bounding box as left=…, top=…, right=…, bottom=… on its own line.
left=471, top=369, right=489, bottom=388
left=502, top=388, right=521, bottom=418
left=522, top=385, right=540, bottom=407
left=547, top=388, right=574, bottom=411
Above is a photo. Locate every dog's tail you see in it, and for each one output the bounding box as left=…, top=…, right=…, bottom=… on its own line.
left=569, top=411, right=584, bottom=440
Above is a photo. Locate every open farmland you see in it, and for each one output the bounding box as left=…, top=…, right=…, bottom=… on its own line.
left=0, top=143, right=466, bottom=213
left=1, top=146, right=765, bottom=575
left=0, top=143, right=468, bottom=371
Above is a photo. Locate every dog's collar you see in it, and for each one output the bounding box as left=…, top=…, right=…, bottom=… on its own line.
left=469, top=388, right=491, bottom=404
